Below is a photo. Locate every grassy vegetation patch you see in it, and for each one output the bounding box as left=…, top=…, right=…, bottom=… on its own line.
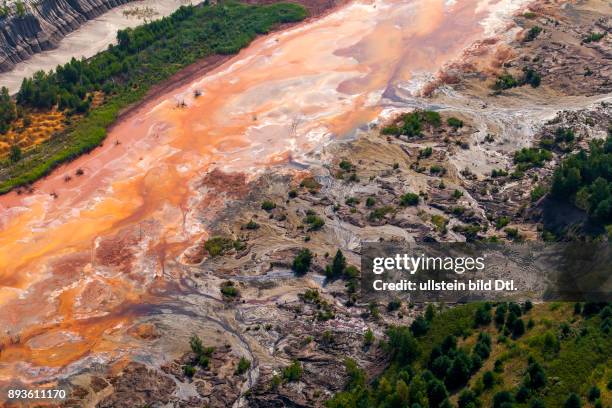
left=327, top=302, right=611, bottom=408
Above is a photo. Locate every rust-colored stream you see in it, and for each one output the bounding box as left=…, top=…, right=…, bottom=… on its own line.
left=0, top=0, right=529, bottom=386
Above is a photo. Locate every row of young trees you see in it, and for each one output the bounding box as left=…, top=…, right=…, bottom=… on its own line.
left=0, top=1, right=308, bottom=191
left=13, top=1, right=307, bottom=116
left=14, top=5, right=198, bottom=113
left=3, top=2, right=308, bottom=124
left=0, top=87, right=16, bottom=134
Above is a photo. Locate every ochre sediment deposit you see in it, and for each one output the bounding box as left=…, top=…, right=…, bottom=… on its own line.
left=0, top=0, right=535, bottom=396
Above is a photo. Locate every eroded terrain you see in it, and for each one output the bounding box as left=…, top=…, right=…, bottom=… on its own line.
left=0, top=0, right=610, bottom=406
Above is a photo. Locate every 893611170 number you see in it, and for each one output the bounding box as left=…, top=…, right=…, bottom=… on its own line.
left=7, top=389, right=67, bottom=399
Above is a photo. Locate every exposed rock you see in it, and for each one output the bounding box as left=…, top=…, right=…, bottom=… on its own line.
left=0, top=0, right=137, bottom=72
left=95, top=362, right=176, bottom=408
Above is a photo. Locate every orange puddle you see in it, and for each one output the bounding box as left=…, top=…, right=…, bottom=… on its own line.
left=0, top=0, right=529, bottom=385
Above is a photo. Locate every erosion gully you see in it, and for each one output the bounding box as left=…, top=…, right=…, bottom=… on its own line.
left=0, top=0, right=533, bottom=390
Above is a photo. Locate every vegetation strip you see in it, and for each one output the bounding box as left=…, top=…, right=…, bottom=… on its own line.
left=0, top=0, right=308, bottom=194
left=327, top=302, right=611, bottom=408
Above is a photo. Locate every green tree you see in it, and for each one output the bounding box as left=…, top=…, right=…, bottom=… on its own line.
left=386, top=326, right=420, bottom=365
left=282, top=360, right=302, bottom=382
left=525, top=360, right=546, bottom=389
left=564, top=393, right=581, bottom=408
left=474, top=304, right=492, bottom=327
left=483, top=371, right=495, bottom=389
left=495, top=303, right=507, bottom=325
left=458, top=389, right=479, bottom=408
left=235, top=357, right=251, bottom=375
left=363, top=328, right=374, bottom=347
left=426, top=379, right=448, bottom=408
left=408, top=375, right=428, bottom=407
left=410, top=316, right=430, bottom=337
left=512, top=319, right=526, bottom=338
left=446, top=351, right=472, bottom=389
left=292, top=248, right=313, bottom=275
left=330, top=249, right=346, bottom=278
left=0, top=87, right=16, bottom=133
left=493, top=391, right=514, bottom=408
left=425, top=304, right=436, bottom=321
left=431, top=355, right=452, bottom=380
left=9, top=144, right=21, bottom=163
left=516, top=384, right=530, bottom=402
left=344, top=358, right=366, bottom=390
left=587, top=386, right=600, bottom=402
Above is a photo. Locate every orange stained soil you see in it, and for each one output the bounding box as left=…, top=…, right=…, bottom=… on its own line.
left=0, top=0, right=530, bottom=385
left=0, top=111, right=66, bottom=157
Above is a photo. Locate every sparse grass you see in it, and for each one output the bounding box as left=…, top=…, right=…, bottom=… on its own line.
left=369, top=205, right=395, bottom=221
left=431, top=214, right=448, bottom=233
left=299, top=176, right=321, bottom=191
left=583, top=32, right=606, bottom=43
left=204, top=236, right=242, bottom=257
left=447, top=117, right=464, bottom=129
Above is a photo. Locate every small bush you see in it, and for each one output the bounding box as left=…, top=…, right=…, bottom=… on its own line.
left=430, top=165, right=445, bottom=174
left=364, top=328, right=374, bottom=346
left=531, top=185, right=547, bottom=202
left=525, top=26, right=542, bottom=41
left=400, top=192, right=419, bottom=206
left=419, top=146, right=433, bottom=158
left=304, top=213, right=325, bottom=231
left=494, top=73, right=519, bottom=90
left=583, top=32, right=606, bottom=43
left=491, top=168, right=508, bottom=178
left=587, top=386, right=600, bottom=402
left=235, top=357, right=251, bottom=375
left=387, top=299, right=401, bottom=312
left=300, top=177, right=321, bottom=190
left=183, top=364, right=196, bottom=377
left=431, top=214, right=448, bottom=233
left=204, top=236, right=235, bottom=257
left=369, top=206, right=395, bottom=221
left=261, top=200, right=276, bottom=211
left=447, top=117, right=464, bottom=129
left=283, top=360, right=303, bottom=382
left=220, top=281, right=239, bottom=298
left=505, top=227, right=521, bottom=241
left=339, top=159, right=353, bottom=171
left=245, top=220, right=260, bottom=230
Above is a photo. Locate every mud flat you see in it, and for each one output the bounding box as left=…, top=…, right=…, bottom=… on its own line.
left=6, top=0, right=603, bottom=406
